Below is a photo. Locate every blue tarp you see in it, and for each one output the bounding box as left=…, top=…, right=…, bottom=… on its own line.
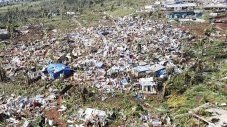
left=47, top=63, right=73, bottom=79
left=156, top=69, right=167, bottom=77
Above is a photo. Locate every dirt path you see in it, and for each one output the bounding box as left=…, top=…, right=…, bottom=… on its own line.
left=45, top=95, right=67, bottom=127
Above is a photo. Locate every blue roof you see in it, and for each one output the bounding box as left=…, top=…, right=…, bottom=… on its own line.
left=47, top=64, right=68, bottom=72
left=47, top=63, right=73, bottom=79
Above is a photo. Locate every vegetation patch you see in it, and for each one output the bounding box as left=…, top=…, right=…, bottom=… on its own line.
left=167, top=95, right=187, bottom=108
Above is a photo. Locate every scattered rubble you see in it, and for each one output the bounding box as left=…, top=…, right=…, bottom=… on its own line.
left=189, top=103, right=227, bottom=127
left=77, top=108, right=108, bottom=126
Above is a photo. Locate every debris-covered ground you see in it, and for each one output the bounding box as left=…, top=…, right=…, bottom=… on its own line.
left=0, top=1, right=227, bottom=127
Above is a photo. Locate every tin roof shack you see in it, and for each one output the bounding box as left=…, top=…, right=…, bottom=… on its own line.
left=139, top=77, right=157, bottom=94
left=46, top=64, right=74, bottom=79
left=0, top=29, right=9, bottom=40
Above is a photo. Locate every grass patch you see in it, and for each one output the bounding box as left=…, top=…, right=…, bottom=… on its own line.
left=107, top=7, right=135, bottom=18
left=78, top=12, right=103, bottom=27
left=167, top=95, right=187, bottom=108
left=28, top=16, right=79, bottom=32
left=0, top=0, right=44, bottom=14
left=0, top=82, right=45, bottom=96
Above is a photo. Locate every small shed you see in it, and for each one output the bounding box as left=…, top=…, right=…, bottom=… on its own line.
left=47, top=63, right=73, bottom=79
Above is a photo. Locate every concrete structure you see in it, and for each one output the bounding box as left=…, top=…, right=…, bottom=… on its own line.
left=139, top=77, right=157, bottom=94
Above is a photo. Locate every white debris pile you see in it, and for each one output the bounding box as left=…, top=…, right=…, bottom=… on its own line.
left=77, top=108, right=107, bottom=126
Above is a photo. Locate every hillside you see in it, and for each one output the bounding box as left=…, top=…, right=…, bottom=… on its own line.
left=0, top=0, right=226, bottom=127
